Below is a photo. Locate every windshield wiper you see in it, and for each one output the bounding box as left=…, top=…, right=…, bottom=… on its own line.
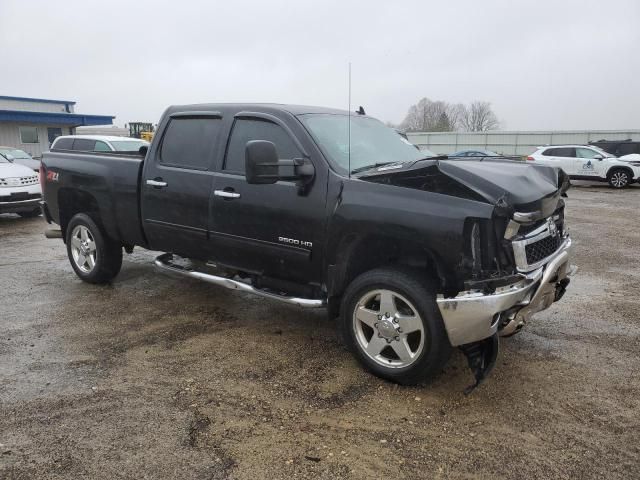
left=350, top=162, right=401, bottom=174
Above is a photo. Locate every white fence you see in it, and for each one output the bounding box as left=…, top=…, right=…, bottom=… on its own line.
left=407, top=130, right=640, bottom=156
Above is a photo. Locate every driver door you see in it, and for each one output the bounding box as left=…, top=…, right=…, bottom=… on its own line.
left=209, top=115, right=327, bottom=284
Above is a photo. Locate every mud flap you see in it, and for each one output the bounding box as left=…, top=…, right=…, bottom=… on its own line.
left=555, top=278, right=570, bottom=302
left=460, top=333, right=499, bottom=395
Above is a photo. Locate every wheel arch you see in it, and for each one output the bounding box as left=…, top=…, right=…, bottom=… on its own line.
left=607, top=165, right=634, bottom=178
left=58, top=188, right=108, bottom=241
left=326, top=233, right=448, bottom=316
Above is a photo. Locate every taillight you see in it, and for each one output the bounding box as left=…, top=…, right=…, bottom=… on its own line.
left=526, top=156, right=535, bottom=161
left=39, top=163, right=45, bottom=190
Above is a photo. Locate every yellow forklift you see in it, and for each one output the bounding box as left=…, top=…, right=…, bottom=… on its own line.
left=128, top=122, right=154, bottom=142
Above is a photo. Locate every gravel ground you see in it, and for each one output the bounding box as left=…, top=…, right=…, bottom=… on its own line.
left=1, top=182, right=639, bottom=479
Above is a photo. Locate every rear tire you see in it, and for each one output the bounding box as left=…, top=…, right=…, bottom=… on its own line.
left=17, top=208, right=41, bottom=218
left=340, top=267, right=452, bottom=385
left=66, top=213, right=122, bottom=284
left=607, top=169, right=630, bottom=188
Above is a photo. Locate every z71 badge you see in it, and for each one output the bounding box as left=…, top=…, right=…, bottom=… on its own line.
left=278, top=237, right=312, bottom=248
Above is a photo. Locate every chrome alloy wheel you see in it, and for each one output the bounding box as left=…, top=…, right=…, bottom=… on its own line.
left=611, top=171, right=629, bottom=188
left=70, top=225, right=97, bottom=273
left=353, top=289, right=425, bottom=368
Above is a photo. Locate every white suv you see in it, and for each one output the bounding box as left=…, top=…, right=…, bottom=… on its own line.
left=528, top=145, right=640, bottom=188
left=0, top=154, right=42, bottom=217
left=51, top=135, right=149, bottom=153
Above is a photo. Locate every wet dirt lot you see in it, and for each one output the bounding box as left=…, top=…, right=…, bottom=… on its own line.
left=1, top=183, right=639, bottom=480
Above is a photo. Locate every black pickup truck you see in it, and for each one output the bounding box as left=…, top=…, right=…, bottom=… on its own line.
left=41, top=103, right=574, bottom=389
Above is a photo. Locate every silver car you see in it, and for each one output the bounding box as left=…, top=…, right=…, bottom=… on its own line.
left=0, top=146, right=40, bottom=172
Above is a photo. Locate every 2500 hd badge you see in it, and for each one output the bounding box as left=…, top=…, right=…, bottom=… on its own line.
left=40, top=102, right=575, bottom=392
left=279, top=236, right=313, bottom=248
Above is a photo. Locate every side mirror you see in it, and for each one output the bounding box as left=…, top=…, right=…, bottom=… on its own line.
left=139, top=145, right=149, bottom=157
left=245, top=141, right=280, bottom=184
left=593, top=154, right=603, bottom=160
left=245, top=140, right=314, bottom=186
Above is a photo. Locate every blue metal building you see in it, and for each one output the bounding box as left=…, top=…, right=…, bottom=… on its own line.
left=0, top=95, right=114, bottom=157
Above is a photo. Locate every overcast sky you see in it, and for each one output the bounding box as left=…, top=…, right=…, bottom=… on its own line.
left=1, top=0, right=639, bottom=130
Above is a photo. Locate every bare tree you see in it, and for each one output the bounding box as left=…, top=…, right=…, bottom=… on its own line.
left=459, top=101, right=500, bottom=132
left=447, top=103, right=466, bottom=131
left=399, top=98, right=462, bottom=132
left=399, top=99, right=499, bottom=132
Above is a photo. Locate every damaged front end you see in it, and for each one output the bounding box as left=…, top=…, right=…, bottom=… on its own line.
left=360, top=158, right=575, bottom=391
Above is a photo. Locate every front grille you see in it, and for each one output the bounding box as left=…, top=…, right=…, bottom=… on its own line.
left=525, top=233, right=561, bottom=265
left=0, top=175, right=39, bottom=187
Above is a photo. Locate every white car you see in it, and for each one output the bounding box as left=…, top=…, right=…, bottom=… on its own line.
left=0, top=146, right=40, bottom=172
left=0, top=154, right=42, bottom=217
left=527, top=145, right=640, bottom=189
left=51, top=135, right=149, bottom=153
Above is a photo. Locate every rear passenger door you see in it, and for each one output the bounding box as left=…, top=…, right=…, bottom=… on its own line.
left=141, top=113, right=222, bottom=258
left=209, top=114, right=327, bottom=284
left=540, top=147, right=576, bottom=175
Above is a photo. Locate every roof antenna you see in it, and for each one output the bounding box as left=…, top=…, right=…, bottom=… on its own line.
left=348, top=62, right=352, bottom=178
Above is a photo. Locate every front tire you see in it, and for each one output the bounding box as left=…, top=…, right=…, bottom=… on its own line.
left=607, top=169, right=630, bottom=188
left=66, top=213, right=122, bottom=284
left=340, top=267, right=452, bottom=385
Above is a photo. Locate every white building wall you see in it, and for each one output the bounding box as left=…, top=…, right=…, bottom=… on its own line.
left=0, top=98, right=74, bottom=114
left=0, top=122, right=72, bottom=157
left=76, top=125, right=129, bottom=137
left=407, top=130, right=640, bottom=156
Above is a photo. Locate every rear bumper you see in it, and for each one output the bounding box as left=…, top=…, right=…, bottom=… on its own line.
left=437, top=236, right=573, bottom=347
left=40, top=200, right=54, bottom=223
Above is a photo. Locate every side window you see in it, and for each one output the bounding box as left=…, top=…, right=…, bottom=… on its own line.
left=94, top=141, right=111, bottom=152
left=576, top=148, right=601, bottom=159
left=224, top=119, right=301, bottom=174
left=20, top=126, right=39, bottom=144
left=53, top=138, right=74, bottom=150
left=72, top=139, right=97, bottom=151
left=544, top=147, right=575, bottom=157
left=160, top=118, right=221, bottom=170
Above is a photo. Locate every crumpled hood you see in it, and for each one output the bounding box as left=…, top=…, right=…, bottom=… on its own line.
left=436, top=159, right=562, bottom=206
left=359, top=158, right=567, bottom=216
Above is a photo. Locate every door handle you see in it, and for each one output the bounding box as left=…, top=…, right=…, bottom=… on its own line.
left=214, top=189, right=241, bottom=199
left=146, top=179, right=168, bottom=187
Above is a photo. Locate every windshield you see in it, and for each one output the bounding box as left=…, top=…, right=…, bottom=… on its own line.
left=0, top=148, right=32, bottom=159
left=109, top=140, right=149, bottom=152
left=300, top=114, right=427, bottom=174
left=592, top=146, right=615, bottom=157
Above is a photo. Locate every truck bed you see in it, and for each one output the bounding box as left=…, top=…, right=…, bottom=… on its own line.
left=41, top=150, right=147, bottom=247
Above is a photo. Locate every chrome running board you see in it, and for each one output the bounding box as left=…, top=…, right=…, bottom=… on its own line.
left=154, top=253, right=326, bottom=308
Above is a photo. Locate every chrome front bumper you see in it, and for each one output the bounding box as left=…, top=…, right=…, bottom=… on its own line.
left=437, top=236, right=574, bottom=347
